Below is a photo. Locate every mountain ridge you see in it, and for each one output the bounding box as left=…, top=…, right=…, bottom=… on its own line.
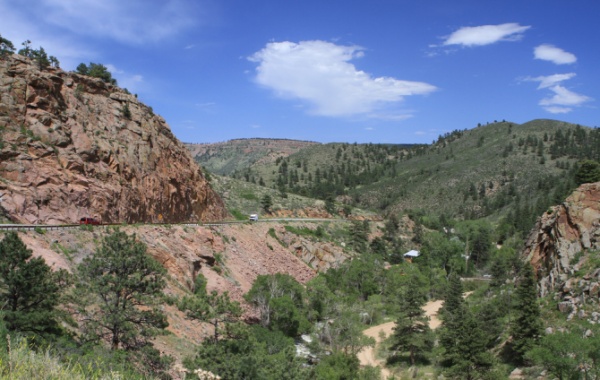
left=189, top=120, right=599, bottom=232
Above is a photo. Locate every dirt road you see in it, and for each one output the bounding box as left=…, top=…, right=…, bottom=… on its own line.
left=357, top=298, right=445, bottom=379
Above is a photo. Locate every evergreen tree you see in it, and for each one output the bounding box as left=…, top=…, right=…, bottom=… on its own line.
left=439, top=273, right=463, bottom=322
left=180, top=274, right=242, bottom=343
left=76, top=62, right=89, bottom=75
left=442, top=309, right=496, bottom=379
left=439, top=273, right=496, bottom=378
left=32, top=46, right=50, bottom=70
left=76, top=62, right=117, bottom=85
left=75, top=229, right=168, bottom=351
left=438, top=273, right=465, bottom=364
left=261, top=194, right=273, bottom=213
left=510, top=264, right=542, bottom=365
left=383, top=214, right=399, bottom=242
left=0, top=232, right=63, bottom=336
left=575, top=159, right=600, bottom=185
left=390, top=271, right=433, bottom=365
left=0, top=34, right=15, bottom=57
left=17, top=39, right=32, bottom=57
left=349, top=220, right=369, bottom=253
left=325, top=195, right=336, bottom=215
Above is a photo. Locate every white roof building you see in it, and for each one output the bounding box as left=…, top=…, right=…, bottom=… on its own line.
left=403, top=250, right=420, bottom=258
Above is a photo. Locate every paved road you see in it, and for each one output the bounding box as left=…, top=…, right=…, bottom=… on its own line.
left=0, top=217, right=350, bottom=231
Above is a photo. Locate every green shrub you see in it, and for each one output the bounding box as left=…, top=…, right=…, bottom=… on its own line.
left=240, top=191, right=258, bottom=201
left=229, top=209, right=246, bottom=220
left=569, top=251, right=585, bottom=266
left=284, top=225, right=326, bottom=240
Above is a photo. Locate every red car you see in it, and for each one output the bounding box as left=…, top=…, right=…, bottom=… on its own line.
left=79, top=217, right=101, bottom=225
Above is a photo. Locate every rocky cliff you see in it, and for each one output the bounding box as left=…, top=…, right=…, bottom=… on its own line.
left=523, top=182, right=600, bottom=305
left=0, top=54, right=227, bottom=224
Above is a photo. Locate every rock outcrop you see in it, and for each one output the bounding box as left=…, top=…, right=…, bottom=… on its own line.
left=523, top=182, right=600, bottom=300
left=0, top=54, right=227, bottom=224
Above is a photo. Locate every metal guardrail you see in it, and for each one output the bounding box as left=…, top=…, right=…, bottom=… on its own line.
left=0, top=217, right=350, bottom=232
left=0, top=224, right=80, bottom=231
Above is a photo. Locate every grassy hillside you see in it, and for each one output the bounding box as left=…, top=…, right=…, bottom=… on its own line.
left=185, top=138, right=319, bottom=176
left=208, top=173, right=379, bottom=220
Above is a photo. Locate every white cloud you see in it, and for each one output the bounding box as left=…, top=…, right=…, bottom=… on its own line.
left=539, top=85, right=591, bottom=107
left=525, top=73, right=576, bottom=89
left=105, top=64, right=124, bottom=75
left=442, top=23, right=530, bottom=47
left=534, top=44, right=576, bottom=65
left=526, top=73, right=592, bottom=114
left=104, top=63, right=145, bottom=93
left=248, top=40, right=436, bottom=118
left=543, top=106, right=572, bottom=114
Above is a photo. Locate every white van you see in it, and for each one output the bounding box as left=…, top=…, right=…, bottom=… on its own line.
left=249, top=214, right=259, bottom=222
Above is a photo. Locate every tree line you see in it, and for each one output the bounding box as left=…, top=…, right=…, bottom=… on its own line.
left=0, top=33, right=117, bottom=86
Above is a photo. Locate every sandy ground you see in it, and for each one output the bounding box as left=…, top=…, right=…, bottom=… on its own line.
left=357, top=298, right=445, bottom=379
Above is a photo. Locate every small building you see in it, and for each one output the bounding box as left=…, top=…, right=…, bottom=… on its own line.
left=403, top=250, right=420, bottom=262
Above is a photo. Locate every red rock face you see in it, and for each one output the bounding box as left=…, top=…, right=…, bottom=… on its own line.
left=0, top=55, right=228, bottom=224
left=523, top=182, right=600, bottom=296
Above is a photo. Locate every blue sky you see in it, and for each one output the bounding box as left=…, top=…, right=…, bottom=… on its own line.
left=1, top=0, right=598, bottom=144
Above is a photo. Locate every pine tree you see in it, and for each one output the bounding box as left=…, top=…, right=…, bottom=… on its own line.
left=0, top=34, right=15, bottom=57
left=180, top=274, right=242, bottom=343
left=575, top=159, right=600, bottom=185
left=349, top=220, right=369, bottom=253
left=390, top=271, right=433, bottom=365
left=261, top=194, right=273, bottom=213
left=443, top=309, right=496, bottom=380
left=439, top=273, right=464, bottom=365
left=439, top=273, right=496, bottom=379
left=0, top=232, right=63, bottom=336
left=75, top=229, right=168, bottom=350
left=511, top=264, right=542, bottom=364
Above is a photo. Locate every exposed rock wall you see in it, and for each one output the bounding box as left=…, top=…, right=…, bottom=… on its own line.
left=523, top=182, right=600, bottom=298
left=0, top=54, right=227, bottom=224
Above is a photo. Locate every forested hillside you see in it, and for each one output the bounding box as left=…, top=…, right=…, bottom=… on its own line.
left=193, top=120, right=600, bottom=240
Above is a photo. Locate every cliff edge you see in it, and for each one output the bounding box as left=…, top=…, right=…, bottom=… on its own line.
left=524, top=182, right=600, bottom=300
left=0, top=54, right=227, bottom=224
